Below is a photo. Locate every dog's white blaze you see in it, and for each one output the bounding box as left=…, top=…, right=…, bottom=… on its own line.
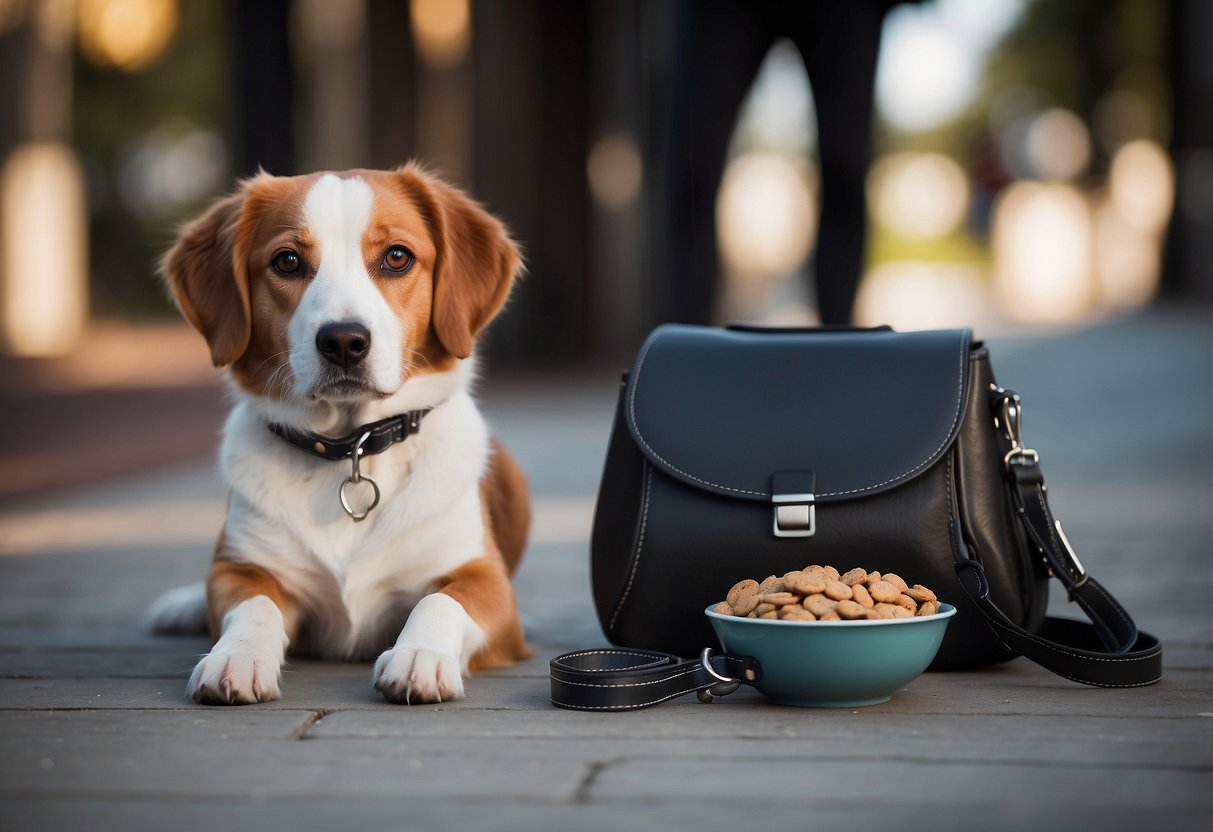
left=288, top=174, right=404, bottom=396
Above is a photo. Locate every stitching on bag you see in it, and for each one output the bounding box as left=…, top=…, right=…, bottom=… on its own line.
left=945, top=451, right=955, bottom=522
left=608, top=466, right=653, bottom=631
left=627, top=334, right=765, bottom=496
left=628, top=330, right=970, bottom=499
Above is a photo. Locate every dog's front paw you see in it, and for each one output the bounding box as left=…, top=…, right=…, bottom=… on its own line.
left=373, top=646, right=464, bottom=704
left=188, top=646, right=282, bottom=705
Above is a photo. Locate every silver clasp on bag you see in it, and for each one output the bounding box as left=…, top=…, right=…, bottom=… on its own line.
left=772, top=492, right=815, bottom=537
left=992, top=385, right=1040, bottom=472
left=1053, top=519, right=1088, bottom=591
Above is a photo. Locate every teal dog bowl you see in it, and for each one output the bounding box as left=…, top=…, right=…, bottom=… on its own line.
left=705, top=602, right=956, bottom=707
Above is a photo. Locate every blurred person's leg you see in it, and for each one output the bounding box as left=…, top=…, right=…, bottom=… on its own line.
left=660, top=0, right=772, bottom=324
left=790, top=2, right=887, bottom=324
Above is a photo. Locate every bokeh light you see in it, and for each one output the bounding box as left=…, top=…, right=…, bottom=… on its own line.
left=410, top=0, right=470, bottom=69
left=993, top=182, right=1094, bottom=322
left=587, top=132, right=643, bottom=210
left=855, top=262, right=995, bottom=332
left=868, top=152, right=970, bottom=240
left=1094, top=196, right=1160, bottom=310
left=1108, top=139, right=1174, bottom=235
left=117, top=127, right=229, bottom=219
left=1, top=144, right=88, bottom=356
left=78, top=0, right=177, bottom=72
left=716, top=152, right=817, bottom=280
left=1025, top=108, right=1091, bottom=181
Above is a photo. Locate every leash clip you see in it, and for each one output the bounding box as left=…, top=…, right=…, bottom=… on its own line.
left=339, top=430, right=380, bottom=522
left=696, top=648, right=742, bottom=703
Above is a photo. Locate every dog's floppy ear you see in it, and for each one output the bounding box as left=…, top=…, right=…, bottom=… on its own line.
left=401, top=165, right=522, bottom=359
left=161, top=187, right=252, bottom=367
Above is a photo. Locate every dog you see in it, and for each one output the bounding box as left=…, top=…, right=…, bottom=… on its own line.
left=147, top=164, right=531, bottom=705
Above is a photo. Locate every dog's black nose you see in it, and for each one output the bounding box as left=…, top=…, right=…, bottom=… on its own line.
left=316, top=322, right=372, bottom=370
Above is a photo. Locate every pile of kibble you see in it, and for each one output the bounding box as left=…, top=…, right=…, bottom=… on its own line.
left=713, top=566, right=940, bottom=621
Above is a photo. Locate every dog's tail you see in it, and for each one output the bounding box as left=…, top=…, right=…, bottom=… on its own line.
left=146, top=583, right=209, bottom=636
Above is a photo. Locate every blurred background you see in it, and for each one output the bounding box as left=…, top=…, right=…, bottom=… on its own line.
left=0, top=0, right=1209, bottom=502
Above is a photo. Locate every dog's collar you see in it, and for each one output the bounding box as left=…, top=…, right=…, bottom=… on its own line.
left=266, top=409, right=431, bottom=461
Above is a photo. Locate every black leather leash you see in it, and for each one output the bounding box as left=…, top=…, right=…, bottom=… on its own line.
left=267, top=410, right=430, bottom=461
left=550, top=648, right=762, bottom=711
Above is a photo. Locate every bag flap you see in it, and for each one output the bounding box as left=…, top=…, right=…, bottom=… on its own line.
left=625, top=324, right=972, bottom=503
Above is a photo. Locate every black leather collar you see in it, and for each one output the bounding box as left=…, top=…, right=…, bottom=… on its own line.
left=266, top=409, right=431, bottom=461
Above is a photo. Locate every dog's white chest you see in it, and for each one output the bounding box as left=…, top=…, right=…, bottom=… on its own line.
left=218, top=393, right=490, bottom=657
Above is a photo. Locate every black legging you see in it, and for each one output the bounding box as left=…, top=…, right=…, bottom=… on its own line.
left=658, top=0, right=892, bottom=325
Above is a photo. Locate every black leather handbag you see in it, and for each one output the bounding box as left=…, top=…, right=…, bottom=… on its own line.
left=578, top=324, right=1161, bottom=701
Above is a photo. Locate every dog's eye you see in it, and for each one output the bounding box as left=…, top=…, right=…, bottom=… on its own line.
left=271, top=249, right=303, bottom=276
left=381, top=245, right=414, bottom=274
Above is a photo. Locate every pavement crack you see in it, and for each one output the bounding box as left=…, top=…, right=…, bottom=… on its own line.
left=287, top=708, right=335, bottom=740
left=572, top=757, right=620, bottom=803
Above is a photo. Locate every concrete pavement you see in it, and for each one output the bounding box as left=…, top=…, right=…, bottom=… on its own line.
left=1, top=304, right=1210, bottom=830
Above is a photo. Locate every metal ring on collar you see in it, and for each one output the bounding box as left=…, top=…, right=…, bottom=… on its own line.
left=339, top=474, right=380, bottom=521
left=340, top=430, right=380, bottom=521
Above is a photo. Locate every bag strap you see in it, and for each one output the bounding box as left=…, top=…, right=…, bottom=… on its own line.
left=949, top=388, right=1162, bottom=688
left=549, top=648, right=762, bottom=711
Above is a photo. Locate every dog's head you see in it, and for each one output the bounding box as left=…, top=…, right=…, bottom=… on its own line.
left=163, top=164, right=521, bottom=403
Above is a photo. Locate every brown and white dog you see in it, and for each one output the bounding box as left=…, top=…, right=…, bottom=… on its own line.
left=147, top=164, right=531, bottom=705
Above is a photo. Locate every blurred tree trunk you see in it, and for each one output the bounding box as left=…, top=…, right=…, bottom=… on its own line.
left=472, top=0, right=590, bottom=363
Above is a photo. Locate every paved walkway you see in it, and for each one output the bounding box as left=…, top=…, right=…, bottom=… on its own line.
left=1, top=305, right=1210, bottom=830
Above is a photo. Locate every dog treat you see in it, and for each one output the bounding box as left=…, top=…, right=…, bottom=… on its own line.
left=868, top=580, right=902, bottom=604
left=715, top=564, right=942, bottom=622
left=823, top=580, right=853, bottom=601
left=785, top=570, right=827, bottom=595
left=804, top=594, right=838, bottom=618
left=759, top=575, right=785, bottom=594
left=780, top=605, right=816, bottom=621
left=839, top=568, right=868, bottom=586
left=727, top=579, right=762, bottom=616
left=882, top=572, right=909, bottom=593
